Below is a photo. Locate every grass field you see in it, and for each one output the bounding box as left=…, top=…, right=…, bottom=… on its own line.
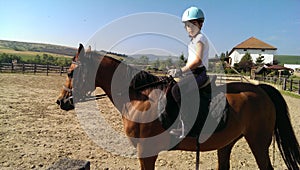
left=274, top=55, right=300, bottom=64
left=0, top=48, right=73, bottom=65
left=0, top=48, right=72, bottom=60
left=0, top=47, right=127, bottom=66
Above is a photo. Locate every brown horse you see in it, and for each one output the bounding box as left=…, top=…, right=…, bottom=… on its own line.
left=56, top=44, right=300, bottom=170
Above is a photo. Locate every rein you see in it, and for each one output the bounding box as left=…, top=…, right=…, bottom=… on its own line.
left=62, top=85, right=73, bottom=104
left=63, top=85, right=72, bottom=93
left=133, top=76, right=172, bottom=91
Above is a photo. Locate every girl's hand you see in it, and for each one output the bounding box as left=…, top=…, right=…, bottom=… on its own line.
left=167, top=68, right=182, bottom=77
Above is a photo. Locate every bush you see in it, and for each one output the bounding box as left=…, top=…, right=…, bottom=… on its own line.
left=0, top=53, right=22, bottom=63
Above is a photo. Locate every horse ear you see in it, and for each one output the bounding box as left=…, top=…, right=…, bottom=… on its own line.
left=78, top=43, right=84, bottom=53
left=76, top=43, right=85, bottom=60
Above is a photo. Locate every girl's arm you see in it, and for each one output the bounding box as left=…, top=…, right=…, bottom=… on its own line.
left=181, top=41, right=203, bottom=73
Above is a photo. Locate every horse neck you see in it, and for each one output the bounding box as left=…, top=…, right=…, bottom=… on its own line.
left=95, top=57, right=119, bottom=102
left=94, top=56, right=165, bottom=111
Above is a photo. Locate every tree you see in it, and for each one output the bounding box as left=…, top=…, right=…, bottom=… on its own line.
left=220, top=52, right=226, bottom=61
left=48, top=55, right=55, bottom=64
left=0, top=53, right=9, bottom=63
left=237, top=52, right=253, bottom=73
left=216, top=52, right=229, bottom=72
left=0, top=53, right=21, bottom=63
left=159, top=62, right=166, bottom=71
left=139, top=56, right=149, bottom=65
left=255, top=55, right=265, bottom=66
left=176, top=53, right=186, bottom=67
left=42, top=54, right=49, bottom=64
left=165, top=58, right=173, bottom=68
left=152, top=59, right=160, bottom=69
left=34, top=55, right=41, bottom=64
left=273, top=59, right=279, bottom=65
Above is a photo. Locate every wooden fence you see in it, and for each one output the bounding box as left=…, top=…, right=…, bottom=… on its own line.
left=256, top=76, right=300, bottom=94
left=0, top=63, right=69, bottom=76
left=214, top=74, right=245, bottom=85
left=213, top=74, right=300, bottom=94
left=1, top=63, right=299, bottom=94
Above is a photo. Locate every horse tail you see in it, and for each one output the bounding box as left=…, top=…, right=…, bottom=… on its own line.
left=259, top=84, right=300, bottom=169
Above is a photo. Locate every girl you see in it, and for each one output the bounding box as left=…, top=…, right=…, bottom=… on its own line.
left=168, top=6, right=209, bottom=138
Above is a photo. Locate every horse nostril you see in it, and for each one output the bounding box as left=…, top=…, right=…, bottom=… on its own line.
left=56, top=100, right=61, bottom=105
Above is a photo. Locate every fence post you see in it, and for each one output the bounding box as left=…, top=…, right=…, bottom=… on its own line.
left=11, top=63, right=14, bottom=73
left=46, top=64, right=49, bottom=76
left=298, top=80, right=300, bottom=94
left=289, top=79, right=293, bottom=91
left=34, top=64, right=37, bottom=74
left=60, top=66, right=63, bottom=76
left=22, top=63, right=25, bottom=74
left=283, top=78, right=286, bottom=91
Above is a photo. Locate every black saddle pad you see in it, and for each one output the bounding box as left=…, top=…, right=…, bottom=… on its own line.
left=159, top=83, right=228, bottom=138
left=189, top=91, right=228, bottom=137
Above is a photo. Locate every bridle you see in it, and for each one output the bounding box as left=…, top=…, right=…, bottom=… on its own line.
left=61, top=61, right=108, bottom=107
left=60, top=61, right=79, bottom=107
left=63, top=61, right=77, bottom=91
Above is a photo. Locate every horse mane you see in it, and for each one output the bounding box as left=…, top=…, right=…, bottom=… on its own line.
left=130, top=70, right=161, bottom=90
left=99, top=55, right=163, bottom=90
left=83, top=52, right=166, bottom=92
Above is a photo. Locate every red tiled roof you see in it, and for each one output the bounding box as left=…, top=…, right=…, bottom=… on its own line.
left=228, top=37, right=277, bottom=56
left=234, top=37, right=277, bottom=50
left=267, top=65, right=292, bottom=70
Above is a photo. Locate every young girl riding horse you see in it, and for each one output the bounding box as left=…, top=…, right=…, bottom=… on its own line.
left=168, top=6, right=209, bottom=138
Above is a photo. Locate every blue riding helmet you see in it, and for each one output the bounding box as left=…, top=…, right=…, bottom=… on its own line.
left=182, top=6, right=205, bottom=22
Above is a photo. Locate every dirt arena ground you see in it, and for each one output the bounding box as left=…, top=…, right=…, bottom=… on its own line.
left=0, top=73, right=299, bottom=170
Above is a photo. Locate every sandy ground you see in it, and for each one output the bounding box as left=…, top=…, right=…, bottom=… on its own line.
left=0, top=73, right=299, bottom=170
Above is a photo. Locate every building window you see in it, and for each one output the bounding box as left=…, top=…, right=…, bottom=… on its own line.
left=261, top=49, right=265, bottom=52
left=243, top=49, right=247, bottom=51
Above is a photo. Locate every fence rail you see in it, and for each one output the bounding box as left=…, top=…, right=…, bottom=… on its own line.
left=213, top=74, right=300, bottom=95
left=256, top=75, right=300, bottom=94
left=0, top=63, right=69, bottom=75
left=208, top=74, right=247, bottom=85
left=1, top=63, right=299, bottom=95
left=215, top=74, right=244, bottom=85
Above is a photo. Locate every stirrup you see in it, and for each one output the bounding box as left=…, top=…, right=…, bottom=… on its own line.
left=169, top=120, right=186, bottom=139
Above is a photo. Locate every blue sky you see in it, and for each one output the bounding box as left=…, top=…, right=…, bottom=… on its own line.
left=1, top=0, right=299, bottom=56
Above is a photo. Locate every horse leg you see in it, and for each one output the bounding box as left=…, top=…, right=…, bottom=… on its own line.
left=139, top=155, right=158, bottom=170
left=217, top=136, right=241, bottom=170
left=244, top=133, right=273, bottom=170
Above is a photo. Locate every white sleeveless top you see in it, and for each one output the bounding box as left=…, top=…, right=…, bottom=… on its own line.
left=186, top=33, right=209, bottom=69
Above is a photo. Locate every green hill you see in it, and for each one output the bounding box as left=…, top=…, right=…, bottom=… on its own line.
left=274, top=55, right=300, bottom=65
left=0, top=40, right=79, bottom=66
left=0, top=39, right=77, bottom=56
left=0, top=40, right=129, bottom=66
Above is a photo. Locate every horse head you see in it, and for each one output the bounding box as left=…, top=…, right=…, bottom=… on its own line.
left=56, top=43, right=86, bottom=110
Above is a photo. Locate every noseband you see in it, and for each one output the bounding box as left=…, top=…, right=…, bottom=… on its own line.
left=60, top=67, right=76, bottom=107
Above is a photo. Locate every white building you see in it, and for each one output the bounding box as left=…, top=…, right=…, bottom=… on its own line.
left=284, top=64, right=300, bottom=71
left=228, top=37, right=277, bottom=66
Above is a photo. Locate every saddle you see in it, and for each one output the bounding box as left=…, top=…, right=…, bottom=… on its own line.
left=159, top=75, right=228, bottom=138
